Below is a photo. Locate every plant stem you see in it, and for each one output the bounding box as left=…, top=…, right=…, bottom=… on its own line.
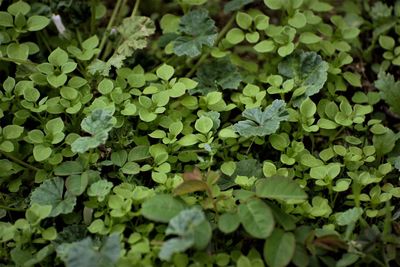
left=0, top=205, right=25, bottom=212
left=98, top=0, right=124, bottom=59
left=0, top=57, right=37, bottom=66
left=131, top=0, right=141, bottom=17
left=185, top=15, right=236, bottom=78
left=90, top=0, right=97, bottom=35
left=0, top=152, right=41, bottom=172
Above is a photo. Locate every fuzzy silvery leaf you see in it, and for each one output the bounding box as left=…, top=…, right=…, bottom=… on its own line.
left=278, top=51, right=328, bottom=106
left=30, top=177, right=77, bottom=217
left=159, top=208, right=210, bottom=261
left=71, top=109, right=115, bottom=153
left=108, top=16, right=155, bottom=69
left=166, top=207, right=205, bottom=236
left=173, top=9, right=217, bottom=57
left=192, top=57, right=242, bottom=95
left=159, top=237, right=194, bottom=261
left=63, top=234, right=121, bottom=267
left=234, top=100, right=289, bottom=137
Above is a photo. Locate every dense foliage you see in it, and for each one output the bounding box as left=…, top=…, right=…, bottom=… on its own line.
left=1, top=0, right=400, bottom=266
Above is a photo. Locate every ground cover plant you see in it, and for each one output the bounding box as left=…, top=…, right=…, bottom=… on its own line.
left=2, top=0, right=400, bottom=266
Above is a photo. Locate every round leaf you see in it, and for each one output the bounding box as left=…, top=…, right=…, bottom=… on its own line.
left=141, top=194, right=186, bottom=223
left=263, top=228, right=295, bottom=267
left=238, top=199, right=274, bottom=239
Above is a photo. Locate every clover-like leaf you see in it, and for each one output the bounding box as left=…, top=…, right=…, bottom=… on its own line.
left=234, top=99, right=289, bottom=137
left=30, top=177, right=77, bottom=217
left=173, top=9, right=218, bottom=57
left=278, top=51, right=328, bottom=106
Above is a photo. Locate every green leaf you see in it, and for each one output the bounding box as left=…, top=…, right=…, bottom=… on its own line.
left=109, top=16, right=155, bottom=68
left=54, top=161, right=83, bottom=176
left=173, top=9, right=217, bottom=57
left=192, top=57, right=242, bottom=95
left=142, top=194, right=186, bottom=223
left=159, top=208, right=211, bottom=261
left=71, top=109, right=115, bottom=153
left=63, top=234, right=121, bottom=267
left=8, top=1, right=31, bottom=16
left=238, top=199, right=275, bottom=239
left=299, top=32, right=322, bottom=44
left=0, top=12, right=13, bottom=27
left=254, top=40, right=275, bottom=53
left=256, top=177, right=307, bottom=203
left=234, top=100, right=289, bottom=137
left=263, top=228, right=295, bottom=267
left=195, top=116, right=214, bottom=134
left=336, top=207, right=363, bottom=226
left=263, top=0, right=283, bottom=9
left=30, top=177, right=77, bottom=217
left=373, top=128, right=397, bottom=157
left=33, top=144, right=52, bottom=162
left=288, top=12, right=306, bottom=28
left=87, top=180, right=113, bottom=201
left=278, top=51, right=328, bottom=106
left=27, top=15, right=50, bottom=31
left=224, top=0, right=254, bottom=13
left=48, top=48, right=69, bottom=66
left=97, top=79, right=114, bottom=94
left=343, top=72, right=361, bottom=87
left=66, top=174, right=88, bottom=196
left=2, top=125, right=24, bottom=139
left=7, top=43, right=29, bottom=61
left=236, top=12, right=252, bottom=29
left=379, top=35, right=395, bottom=50
left=159, top=237, right=193, bottom=262
left=218, top=212, right=240, bottom=233
left=156, top=64, right=175, bottom=81
left=375, top=72, right=400, bottom=115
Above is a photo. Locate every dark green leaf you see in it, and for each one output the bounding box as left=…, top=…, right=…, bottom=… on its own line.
left=173, top=9, right=217, bottom=57
left=30, top=177, right=77, bottom=217
left=234, top=100, right=289, bottom=137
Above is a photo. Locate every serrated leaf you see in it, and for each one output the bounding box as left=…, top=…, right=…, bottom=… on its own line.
left=173, top=9, right=217, bottom=57
left=30, top=177, right=77, bottom=217
left=192, top=57, right=242, bottom=95
left=234, top=100, right=289, bottom=137
left=71, top=109, right=115, bottom=153
left=278, top=51, right=328, bottom=106
left=256, top=177, right=307, bottom=202
left=64, top=234, right=121, bottom=267
left=108, top=16, right=155, bottom=68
